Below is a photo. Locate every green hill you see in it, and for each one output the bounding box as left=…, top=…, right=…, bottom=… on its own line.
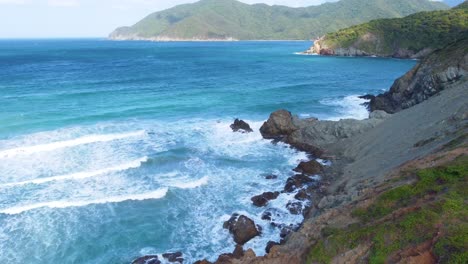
left=109, top=0, right=448, bottom=41
left=308, top=1, right=468, bottom=58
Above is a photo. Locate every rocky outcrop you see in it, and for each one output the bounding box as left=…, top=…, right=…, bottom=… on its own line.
left=293, top=160, right=323, bottom=175
left=132, top=255, right=161, bottom=264
left=230, top=119, right=253, bottom=133
left=367, top=38, right=468, bottom=113
left=223, top=214, right=260, bottom=245
left=260, top=109, right=388, bottom=156
left=162, top=252, right=184, bottom=263
left=251, top=192, right=280, bottom=207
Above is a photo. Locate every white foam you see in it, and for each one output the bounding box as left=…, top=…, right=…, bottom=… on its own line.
left=0, top=188, right=168, bottom=215
left=0, top=130, right=145, bottom=158
left=320, top=95, right=369, bottom=121
left=168, top=176, right=209, bottom=189
left=1, top=157, right=148, bottom=187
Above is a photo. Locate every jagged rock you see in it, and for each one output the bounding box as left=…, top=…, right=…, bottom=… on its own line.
left=260, top=110, right=298, bottom=139
left=368, top=38, right=468, bottom=113
left=251, top=191, right=280, bottom=207
left=230, top=119, right=253, bottom=133
left=162, top=252, right=183, bottom=263
left=132, top=255, right=161, bottom=264
left=223, top=214, right=260, bottom=245
left=293, top=160, right=323, bottom=175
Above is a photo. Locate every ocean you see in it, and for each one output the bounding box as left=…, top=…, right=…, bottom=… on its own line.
left=0, top=39, right=416, bottom=263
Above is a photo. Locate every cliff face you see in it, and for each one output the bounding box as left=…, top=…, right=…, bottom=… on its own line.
left=368, top=38, right=468, bottom=113
left=306, top=3, right=467, bottom=58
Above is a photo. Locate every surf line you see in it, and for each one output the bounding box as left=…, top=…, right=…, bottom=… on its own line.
left=0, top=130, right=146, bottom=159
left=0, top=188, right=168, bottom=215
left=1, top=157, right=148, bottom=187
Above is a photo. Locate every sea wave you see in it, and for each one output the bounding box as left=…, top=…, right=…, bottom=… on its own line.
left=320, top=95, right=369, bottom=121
left=1, top=157, right=148, bottom=187
left=0, top=188, right=168, bottom=215
left=167, top=176, right=209, bottom=189
left=0, top=130, right=146, bottom=158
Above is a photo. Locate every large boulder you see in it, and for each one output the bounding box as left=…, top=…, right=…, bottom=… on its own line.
left=293, top=160, right=323, bottom=175
left=223, top=214, right=260, bottom=245
left=251, top=191, right=280, bottom=207
left=230, top=119, right=253, bottom=133
left=260, top=110, right=298, bottom=139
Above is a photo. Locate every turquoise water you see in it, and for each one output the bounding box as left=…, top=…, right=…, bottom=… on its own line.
left=0, top=40, right=416, bottom=263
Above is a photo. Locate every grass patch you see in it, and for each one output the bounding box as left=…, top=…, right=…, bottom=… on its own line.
left=307, top=155, right=467, bottom=264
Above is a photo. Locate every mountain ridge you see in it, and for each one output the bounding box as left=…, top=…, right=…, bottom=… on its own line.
left=109, top=0, right=448, bottom=41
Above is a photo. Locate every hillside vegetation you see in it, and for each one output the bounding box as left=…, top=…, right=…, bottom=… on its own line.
left=310, top=2, right=467, bottom=57
left=109, top=0, right=448, bottom=40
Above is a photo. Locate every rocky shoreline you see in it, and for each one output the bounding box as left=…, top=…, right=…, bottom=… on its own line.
left=131, top=35, right=466, bottom=264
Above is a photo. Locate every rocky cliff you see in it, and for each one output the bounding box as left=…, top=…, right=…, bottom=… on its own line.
left=304, top=2, right=467, bottom=58
left=366, top=37, right=467, bottom=113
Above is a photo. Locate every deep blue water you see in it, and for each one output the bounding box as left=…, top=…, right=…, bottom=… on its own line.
left=0, top=39, right=416, bottom=263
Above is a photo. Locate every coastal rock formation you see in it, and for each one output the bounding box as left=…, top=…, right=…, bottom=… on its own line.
left=293, top=160, right=323, bottom=175
left=230, top=119, right=253, bottom=133
left=223, top=214, right=260, bottom=245
left=251, top=192, right=280, bottom=207
left=259, top=110, right=298, bottom=140
left=367, top=38, right=468, bottom=113
left=132, top=255, right=161, bottom=264
left=162, top=252, right=184, bottom=263
left=260, top=109, right=387, bottom=154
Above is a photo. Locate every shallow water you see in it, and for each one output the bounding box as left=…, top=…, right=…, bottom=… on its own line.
left=0, top=40, right=416, bottom=263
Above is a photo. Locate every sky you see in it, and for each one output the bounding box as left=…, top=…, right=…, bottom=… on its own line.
left=0, top=0, right=341, bottom=38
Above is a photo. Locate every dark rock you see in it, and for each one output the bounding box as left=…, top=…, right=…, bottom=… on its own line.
left=194, top=260, right=212, bottom=264
left=286, top=201, right=303, bottom=215
left=264, top=174, right=278, bottom=180
left=293, top=160, right=323, bottom=175
left=162, top=252, right=183, bottom=263
left=223, top=214, right=260, bottom=245
left=132, top=255, right=161, bottom=264
left=260, top=110, right=298, bottom=139
left=251, top=191, right=280, bottom=207
left=284, top=174, right=316, bottom=193
left=266, top=241, right=281, bottom=253
left=230, top=119, right=253, bottom=133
